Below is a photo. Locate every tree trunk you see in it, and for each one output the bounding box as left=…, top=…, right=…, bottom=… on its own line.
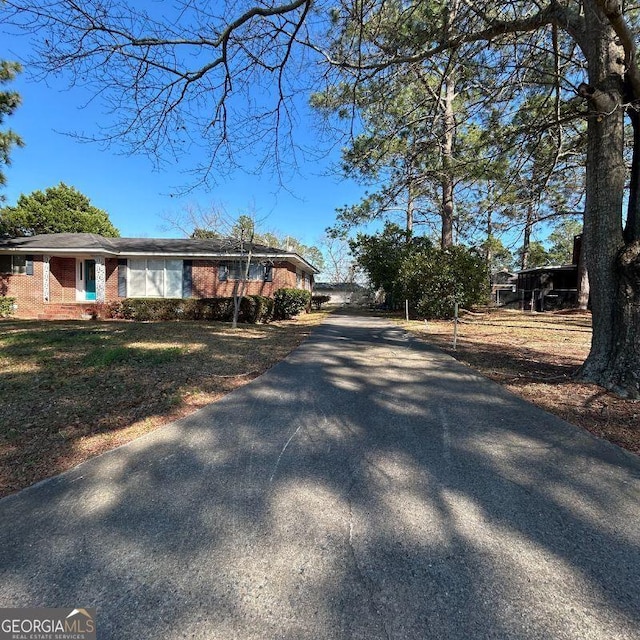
left=441, top=70, right=455, bottom=249
left=232, top=234, right=254, bottom=329
left=406, top=180, right=414, bottom=236
left=485, top=210, right=493, bottom=269
left=577, top=0, right=640, bottom=397
left=521, top=209, right=533, bottom=270
left=604, top=242, right=640, bottom=395
left=577, top=251, right=590, bottom=310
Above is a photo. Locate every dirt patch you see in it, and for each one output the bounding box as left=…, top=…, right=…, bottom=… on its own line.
left=397, top=309, right=639, bottom=456
left=0, top=312, right=327, bottom=497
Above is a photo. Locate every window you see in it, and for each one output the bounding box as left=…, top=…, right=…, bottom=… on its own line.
left=0, top=255, right=27, bottom=275
left=165, top=260, right=183, bottom=298
left=297, top=270, right=311, bottom=289
left=221, top=261, right=272, bottom=281
left=146, top=259, right=164, bottom=297
left=127, top=259, right=184, bottom=298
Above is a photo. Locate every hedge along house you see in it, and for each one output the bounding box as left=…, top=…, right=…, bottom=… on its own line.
left=0, top=233, right=319, bottom=319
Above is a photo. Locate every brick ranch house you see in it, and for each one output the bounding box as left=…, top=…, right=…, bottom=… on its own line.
left=0, top=233, right=319, bottom=319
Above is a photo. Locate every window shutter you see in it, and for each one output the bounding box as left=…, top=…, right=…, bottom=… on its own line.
left=118, top=259, right=127, bottom=297
left=182, top=260, right=192, bottom=298
left=0, top=255, right=11, bottom=274
left=25, top=256, right=34, bottom=276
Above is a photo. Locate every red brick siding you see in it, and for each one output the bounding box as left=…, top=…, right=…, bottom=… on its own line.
left=191, top=259, right=299, bottom=298
left=272, top=262, right=299, bottom=291
left=215, top=260, right=297, bottom=297
left=49, top=257, right=77, bottom=303
left=105, top=258, right=119, bottom=300
left=191, top=260, right=217, bottom=298
left=1, top=255, right=44, bottom=318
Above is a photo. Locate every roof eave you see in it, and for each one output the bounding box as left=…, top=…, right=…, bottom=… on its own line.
left=0, top=246, right=320, bottom=273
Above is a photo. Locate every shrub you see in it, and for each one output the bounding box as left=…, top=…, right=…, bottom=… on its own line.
left=273, top=288, right=312, bottom=320
left=243, top=295, right=274, bottom=324
left=111, top=298, right=183, bottom=321
left=398, top=245, right=489, bottom=319
left=311, top=294, right=331, bottom=310
left=105, top=296, right=274, bottom=324
left=187, top=298, right=234, bottom=321
left=0, top=296, right=16, bottom=317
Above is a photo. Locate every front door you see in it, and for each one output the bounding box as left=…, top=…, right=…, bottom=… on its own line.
left=85, top=260, right=96, bottom=301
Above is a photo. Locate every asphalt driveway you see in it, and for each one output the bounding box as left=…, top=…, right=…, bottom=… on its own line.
left=0, top=312, right=638, bottom=639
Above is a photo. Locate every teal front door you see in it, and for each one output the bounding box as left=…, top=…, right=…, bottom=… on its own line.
left=85, top=260, right=96, bottom=301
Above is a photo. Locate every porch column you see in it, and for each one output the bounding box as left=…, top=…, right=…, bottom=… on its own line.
left=42, top=255, right=50, bottom=302
left=95, top=256, right=106, bottom=303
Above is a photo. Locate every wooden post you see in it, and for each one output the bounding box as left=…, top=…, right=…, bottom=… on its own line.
left=405, top=299, right=409, bottom=322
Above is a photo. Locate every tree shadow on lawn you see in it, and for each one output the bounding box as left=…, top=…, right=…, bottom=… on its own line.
left=0, top=314, right=638, bottom=639
left=436, top=338, right=583, bottom=382
left=0, top=319, right=314, bottom=497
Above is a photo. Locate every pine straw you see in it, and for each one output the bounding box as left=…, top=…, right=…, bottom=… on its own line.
left=398, top=309, right=639, bottom=457
left=0, top=312, right=328, bottom=497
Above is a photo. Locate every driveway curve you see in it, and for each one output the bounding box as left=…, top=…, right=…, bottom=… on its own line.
left=0, top=312, right=639, bottom=639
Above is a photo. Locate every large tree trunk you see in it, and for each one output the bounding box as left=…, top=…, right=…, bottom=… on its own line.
left=605, top=242, right=640, bottom=394
left=577, top=0, right=640, bottom=397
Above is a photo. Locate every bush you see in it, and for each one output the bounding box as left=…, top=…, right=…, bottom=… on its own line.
left=273, top=288, right=312, bottom=320
left=105, top=298, right=182, bottom=321
left=234, top=295, right=274, bottom=324
left=105, top=296, right=274, bottom=324
left=0, top=296, right=16, bottom=317
left=398, top=245, right=489, bottom=319
left=182, top=298, right=233, bottom=321
left=311, top=294, right=331, bottom=310
left=246, top=295, right=274, bottom=324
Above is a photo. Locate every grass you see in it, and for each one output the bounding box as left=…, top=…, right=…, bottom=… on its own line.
left=82, top=345, right=186, bottom=367
left=395, top=308, right=639, bottom=457
left=0, top=312, right=328, bottom=497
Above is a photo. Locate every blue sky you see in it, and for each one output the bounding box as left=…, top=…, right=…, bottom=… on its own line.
left=1, top=30, right=367, bottom=248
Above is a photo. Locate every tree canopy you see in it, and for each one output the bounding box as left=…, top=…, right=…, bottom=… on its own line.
left=0, top=61, right=23, bottom=200
left=0, top=183, right=120, bottom=237
left=547, top=219, right=583, bottom=265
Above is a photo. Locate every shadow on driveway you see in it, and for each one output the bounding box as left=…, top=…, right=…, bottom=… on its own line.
left=0, top=312, right=638, bottom=639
